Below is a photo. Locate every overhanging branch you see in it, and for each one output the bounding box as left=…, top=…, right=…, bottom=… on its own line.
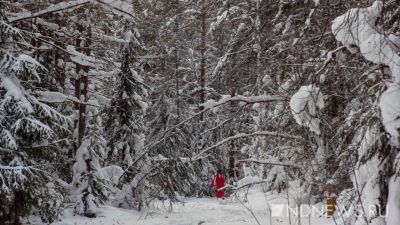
left=9, top=0, right=90, bottom=23
left=191, top=131, right=302, bottom=161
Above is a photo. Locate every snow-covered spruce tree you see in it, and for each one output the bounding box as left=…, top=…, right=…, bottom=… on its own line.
left=106, top=28, right=148, bottom=209
left=330, top=1, right=400, bottom=224
left=71, top=96, right=108, bottom=217
left=146, top=90, right=196, bottom=201
left=0, top=21, right=68, bottom=223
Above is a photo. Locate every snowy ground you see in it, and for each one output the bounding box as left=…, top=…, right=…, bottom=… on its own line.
left=38, top=185, right=336, bottom=225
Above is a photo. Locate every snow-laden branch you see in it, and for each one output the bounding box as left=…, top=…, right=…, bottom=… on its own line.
left=201, top=94, right=286, bottom=109
left=8, top=0, right=136, bottom=24
left=94, top=0, right=136, bottom=20
left=8, top=0, right=90, bottom=23
left=35, top=91, right=100, bottom=107
left=36, top=91, right=79, bottom=103
left=191, top=131, right=301, bottom=161
left=0, top=165, right=35, bottom=170
left=239, top=158, right=300, bottom=168
left=289, top=85, right=324, bottom=135
left=66, top=45, right=104, bottom=67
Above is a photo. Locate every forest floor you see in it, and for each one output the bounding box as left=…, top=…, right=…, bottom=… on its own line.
left=35, top=185, right=336, bottom=225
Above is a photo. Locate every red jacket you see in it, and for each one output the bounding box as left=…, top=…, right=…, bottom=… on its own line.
left=210, top=173, right=225, bottom=198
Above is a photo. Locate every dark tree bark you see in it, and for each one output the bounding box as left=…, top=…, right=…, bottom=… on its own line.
left=74, top=12, right=91, bottom=149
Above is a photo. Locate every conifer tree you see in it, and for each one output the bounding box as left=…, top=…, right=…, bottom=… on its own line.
left=0, top=21, right=69, bottom=223
left=106, top=26, right=149, bottom=208
left=71, top=97, right=108, bottom=217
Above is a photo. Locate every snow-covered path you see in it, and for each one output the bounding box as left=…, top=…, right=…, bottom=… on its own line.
left=48, top=189, right=336, bottom=225
left=135, top=194, right=335, bottom=225
left=138, top=197, right=264, bottom=225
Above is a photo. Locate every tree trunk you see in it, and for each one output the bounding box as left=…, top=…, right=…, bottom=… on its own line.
left=197, top=0, right=207, bottom=153
left=199, top=0, right=206, bottom=121
left=174, top=19, right=181, bottom=120
left=74, top=12, right=91, bottom=150
left=12, top=191, right=23, bottom=225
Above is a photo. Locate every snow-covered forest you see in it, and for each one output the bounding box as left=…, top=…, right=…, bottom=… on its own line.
left=1, top=0, right=400, bottom=225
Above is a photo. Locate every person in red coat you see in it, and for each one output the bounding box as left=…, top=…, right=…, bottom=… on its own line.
left=209, top=168, right=225, bottom=199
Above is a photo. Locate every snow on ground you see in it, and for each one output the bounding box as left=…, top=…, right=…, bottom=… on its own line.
left=40, top=185, right=335, bottom=225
